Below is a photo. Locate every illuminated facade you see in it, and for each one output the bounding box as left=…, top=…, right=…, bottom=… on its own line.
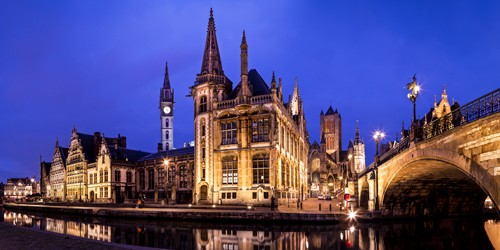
left=48, top=140, right=68, bottom=200
left=191, top=9, right=309, bottom=205
left=4, top=177, right=36, bottom=200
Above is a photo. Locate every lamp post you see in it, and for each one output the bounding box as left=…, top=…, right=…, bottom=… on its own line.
left=373, top=130, right=385, bottom=210
left=407, top=75, right=421, bottom=141
left=406, top=75, right=421, bottom=124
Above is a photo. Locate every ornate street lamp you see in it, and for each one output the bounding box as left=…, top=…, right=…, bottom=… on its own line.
left=373, top=130, right=385, bottom=210
left=406, top=75, right=421, bottom=124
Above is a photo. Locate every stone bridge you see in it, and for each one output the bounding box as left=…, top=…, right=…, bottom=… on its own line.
left=357, top=88, right=500, bottom=216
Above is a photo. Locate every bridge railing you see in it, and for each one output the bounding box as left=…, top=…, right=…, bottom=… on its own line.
left=365, top=88, right=499, bottom=172
left=422, top=88, right=499, bottom=140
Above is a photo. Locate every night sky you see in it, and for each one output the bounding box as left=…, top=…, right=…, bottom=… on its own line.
left=1, top=1, right=499, bottom=182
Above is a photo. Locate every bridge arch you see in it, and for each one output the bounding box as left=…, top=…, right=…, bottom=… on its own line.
left=380, top=147, right=498, bottom=216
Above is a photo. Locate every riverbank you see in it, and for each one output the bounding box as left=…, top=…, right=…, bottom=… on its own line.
left=4, top=201, right=351, bottom=223
left=0, top=222, right=158, bottom=250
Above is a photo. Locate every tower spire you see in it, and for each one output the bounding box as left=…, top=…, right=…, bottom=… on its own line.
left=354, top=120, right=360, bottom=144
left=291, top=77, right=300, bottom=115
left=238, top=30, right=251, bottom=100
left=200, top=8, right=224, bottom=76
left=163, top=61, right=170, bottom=89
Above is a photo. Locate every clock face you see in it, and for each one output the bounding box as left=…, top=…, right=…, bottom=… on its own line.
left=163, top=106, right=171, bottom=114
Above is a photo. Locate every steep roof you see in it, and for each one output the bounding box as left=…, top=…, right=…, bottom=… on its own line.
left=325, top=106, right=336, bottom=115
left=228, top=69, right=270, bottom=99
left=139, top=147, right=194, bottom=161
left=77, top=133, right=114, bottom=163
left=109, top=147, right=150, bottom=162
left=310, top=141, right=320, bottom=150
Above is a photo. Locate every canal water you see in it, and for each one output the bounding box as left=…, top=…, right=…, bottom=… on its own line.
left=1, top=208, right=498, bottom=249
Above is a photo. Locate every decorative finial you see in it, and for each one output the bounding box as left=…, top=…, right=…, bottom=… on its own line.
left=242, top=30, right=246, bottom=44
left=272, top=71, right=276, bottom=82
left=210, top=7, right=213, bottom=19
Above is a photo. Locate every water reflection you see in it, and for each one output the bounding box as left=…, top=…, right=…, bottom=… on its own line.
left=1, top=208, right=497, bottom=249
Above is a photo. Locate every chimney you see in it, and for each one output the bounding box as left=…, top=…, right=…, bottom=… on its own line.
left=113, top=138, right=118, bottom=150
left=120, top=136, right=127, bottom=148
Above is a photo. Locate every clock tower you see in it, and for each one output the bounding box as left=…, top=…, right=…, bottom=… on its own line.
left=160, top=62, right=174, bottom=151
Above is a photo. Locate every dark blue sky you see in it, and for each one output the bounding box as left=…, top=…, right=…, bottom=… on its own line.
left=1, top=1, right=499, bottom=182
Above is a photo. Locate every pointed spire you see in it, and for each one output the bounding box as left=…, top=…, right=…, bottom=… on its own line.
left=441, top=84, right=448, bottom=101
left=354, top=120, right=361, bottom=144
left=291, top=77, right=300, bottom=115
left=163, top=61, right=170, bottom=89
left=271, top=71, right=276, bottom=89
left=200, top=8, right=224, bottom=75
left=238, top=30, right=251, bottom=101
left=277, top=78, right=283, bottom=100
left=240, top=30, right=248, bottom=76
left=320, top=110, right=324, bottom=115
left=55, top=137, right=59, bottom=147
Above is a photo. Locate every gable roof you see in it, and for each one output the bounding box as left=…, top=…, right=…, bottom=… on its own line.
left=76, top=133, right=114, bottom=163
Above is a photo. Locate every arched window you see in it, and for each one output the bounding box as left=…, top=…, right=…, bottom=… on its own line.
left=166, top=130, right=169, bottom=140
left=199, top=96, right=207, bottom=113
left=222, top=156, right=238, bottom=184
left=166, top=142, right=169, bottom=150
left=252, top=153, right=269, bottom=184
left=165, top=118, right=169, bottom=128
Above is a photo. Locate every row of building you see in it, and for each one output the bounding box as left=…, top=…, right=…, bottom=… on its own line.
left=36, top=9, right=370, bottom=205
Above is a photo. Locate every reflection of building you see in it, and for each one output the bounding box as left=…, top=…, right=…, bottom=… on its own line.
left=191, top=9, right=309, bottom=205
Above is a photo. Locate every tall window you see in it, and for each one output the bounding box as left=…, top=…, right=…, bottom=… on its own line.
left=221, top=121, right=237, bottom=145
left=148, top=169, right=154, bottom=190
left=158, top=168, right=165, bottom=188
left=166, top=131, right=169, bottom=140
left=104, top=170, right=108, bottom=182
left=201, top=124, right=205, bottom=137
left=281, top=161, right=287, bottom=187
left=222, top=156, right=238, bottom=184
left=252, top=118, right=270, bottom=142
left=126, top=171, right=132, bottom=183
left=252, top=154, right=269, bottom=184
left=139, top=170, right=145, bottom=190
left=114, top=170, right=120, bottom=183
left=166, top=142, right=169, bottom=150
left=165, top=118, right=169, bottom=128
left=100, top=170, right=103, bottom=183
left=168, top=166, right=176, bottom=186
left=179, top=165, right=187, bottom=188
left=199, top=96, right=207, bottom=113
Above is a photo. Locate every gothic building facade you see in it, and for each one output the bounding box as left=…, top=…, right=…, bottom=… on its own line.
left=308, top=107, right=366, bottom=198
left=190, top=9, right=309, bottom=205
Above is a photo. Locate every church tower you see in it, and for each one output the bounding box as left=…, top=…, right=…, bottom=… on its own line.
left=352, top=121, right=365, bottom=173
left=160, top=62, right=174, bottom=151
left=320, top=106, right=342, bottom=161
left=191, top=8, right=232, bottom=204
